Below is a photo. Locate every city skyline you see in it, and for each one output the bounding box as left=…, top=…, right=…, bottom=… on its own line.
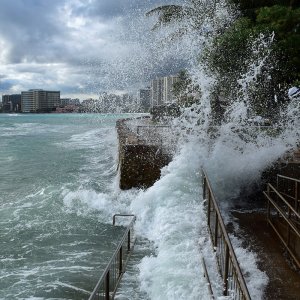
left=1, top=72, right=180, bottom=114
left=0, top=0, right=185, bottom=100
left=1, top=88, right=148, bottom=113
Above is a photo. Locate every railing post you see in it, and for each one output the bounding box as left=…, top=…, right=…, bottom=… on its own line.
left=105, top=271, right=110, bottom=300
left=214, top=213, right=218, bottom=248
left=119, top=246, right=123, bottom=277
left=203, top=174, right=206, bottom=199
left=223, top=245, right=230, bottom=296
left=128, top=230, right=131, bottom=252
left=207, top=193, right=211, bottom=228
left=287, top=207, right=291, bottom=246
left=295, top=181, right=299, bottom=213
left=267, top=184, right=270, bottom=223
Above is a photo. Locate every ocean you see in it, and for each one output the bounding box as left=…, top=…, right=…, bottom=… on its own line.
left=0, top=113, right=130, bottom=299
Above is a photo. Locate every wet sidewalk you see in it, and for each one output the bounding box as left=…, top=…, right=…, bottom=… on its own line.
left=231, top=211, right=300, bottom=300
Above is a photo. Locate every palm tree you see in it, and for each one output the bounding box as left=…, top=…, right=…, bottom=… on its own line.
left=145, top=0, right=236, bottom=47
left=146, top=5, right=189, bottom=30
left=146, top=0, right=223, bottom=30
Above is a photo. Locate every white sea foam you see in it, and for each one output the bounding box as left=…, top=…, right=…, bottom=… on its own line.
left=0, top=122, right=67, bottom=137
left=60, top=129, right=104, bottom=150
left=53, top=281, right=91, bottom=294
left=7, top=114, right=22, bottom=116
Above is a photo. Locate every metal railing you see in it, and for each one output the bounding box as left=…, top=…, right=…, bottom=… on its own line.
left=202, top=170, right=251, bottom=300
left=88, top=215, right=136, bottom=300
left=276, top=174, right=300, bottom=214
left=201, top=257, right=215, bottom=299
left=264, top=177, right=300, bottom=269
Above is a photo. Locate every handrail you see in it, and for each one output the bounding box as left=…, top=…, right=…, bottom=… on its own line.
left=201, top=257, right=215, bottom=299
left=202, top=169, right=251, bottom=300
left=264, top=182, right=300, bottom=269
left=113, top=214, right=136, bottom=225
left=88, top=215, right=136, bottom=300
left=264, top=191, right=300, bottom=240
left=276, top=174, right=300, bottom=214
left=268, top=184, right=300, bottom=220
left=277, top=174, right=300, bottom=184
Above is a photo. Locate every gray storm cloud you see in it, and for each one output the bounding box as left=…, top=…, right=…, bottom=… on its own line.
left=0, top=0, right=184, bottom=98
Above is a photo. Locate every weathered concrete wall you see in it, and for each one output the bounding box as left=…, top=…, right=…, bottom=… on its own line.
left=116, top=118, right=172, bottom=190
left=119, top=144, right=170, bottom=189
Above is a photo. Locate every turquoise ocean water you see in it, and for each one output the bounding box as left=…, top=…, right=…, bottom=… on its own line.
left=0, top=113, right=129, bottom=299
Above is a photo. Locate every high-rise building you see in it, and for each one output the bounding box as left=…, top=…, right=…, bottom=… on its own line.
left=46, top=91, right=60, bottom=109
left=150, top=75, right=179, bottom=108
left=2, top=95, right=11, bottom=112
left=163, top=75, right=179, bottom=104
left=10, top=94, right=22, bottom=112
left=2, top=94, right=21, bottom=112
left=150, top=77, right=164, bottom=107
left=21, top=89, right=60, bottom=113
left=138, top=88, right=151, bottom=111
left=21, top=91, right=36, bottom=112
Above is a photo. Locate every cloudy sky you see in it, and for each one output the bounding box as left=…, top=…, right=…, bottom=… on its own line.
left=0, top=0, right=186, bottom=99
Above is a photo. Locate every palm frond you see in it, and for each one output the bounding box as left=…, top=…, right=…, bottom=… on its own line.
left=146, top=5, right=187, bottom=29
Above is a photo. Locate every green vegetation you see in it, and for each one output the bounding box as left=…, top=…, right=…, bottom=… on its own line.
left=207, top=2, right=300, bottom=113
left=207, top=1, right=300, bottom=119
left=172, top=70, right=200, bottom=106
left=148, top=0, right=300, bottom=120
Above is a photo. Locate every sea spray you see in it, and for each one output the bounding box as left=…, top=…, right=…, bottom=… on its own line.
left=110, top=1, right=274, bottom=298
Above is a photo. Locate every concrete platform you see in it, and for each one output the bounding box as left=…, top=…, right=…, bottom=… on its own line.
left=230, top=211, right=300, bottom=300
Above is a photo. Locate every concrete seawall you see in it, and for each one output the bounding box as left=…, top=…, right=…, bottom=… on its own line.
left=116, top=117, right=172, bottom=190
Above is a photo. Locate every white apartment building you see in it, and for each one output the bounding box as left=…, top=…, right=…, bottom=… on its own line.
left=21, top=89, right=60, bottom=112
left=150, top=77, right=164, bottom=107
left=163, top=75, right=179, bottom=104
left=21, top=90, right=37, bottom=112
left=150, top=75, right=179, bottom=108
